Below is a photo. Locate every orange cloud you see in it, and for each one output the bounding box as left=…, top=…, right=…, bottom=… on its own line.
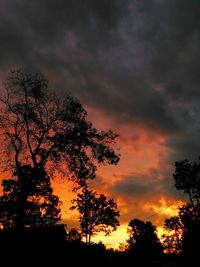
left=143, top=197, right=183, bottom=218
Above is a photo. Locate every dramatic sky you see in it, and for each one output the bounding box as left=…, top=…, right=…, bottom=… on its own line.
left=1, top=0, right=200, bottom=248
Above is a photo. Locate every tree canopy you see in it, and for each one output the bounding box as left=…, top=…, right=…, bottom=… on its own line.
left=163, top=157, right=200, bottom=256
left=71, top=187, right=120, bottom=245
left=127, top=218, right=163, bottom=258
left=173, top=158, right=200, bottom=206
left=0, top=69, right=120, bottom=186
left=163, top=203, right=200, bottom=256
left=0, top=164, right=61, bottom=229
left=66, top=228, right=82, bottom=243
left=0, top=69, right=120, bottom=230
left=162, top=214, right=183, bottom=254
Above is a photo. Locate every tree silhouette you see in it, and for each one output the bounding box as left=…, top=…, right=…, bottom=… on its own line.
left=163, top=203, right=200, bottom=256
left=0, top=164, right=61, bottom=229
left=127, top=218, right=163, bottom=258
left=173, top=158, right=200, bottom=207
left=71, top=187, right=119, bottom=245
left=0, top=69, right=119, bottom=230
left=163, top=157, right=200, bottom=257
left=162, top=215, right=183, bottom=254
left=66, top=228, right=82, bottom=243
left=178, top=203, right=200, bottom=257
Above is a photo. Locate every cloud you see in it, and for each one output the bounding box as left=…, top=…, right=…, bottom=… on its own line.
left=113, top=172, right=161, bottom=196
left=111, top=168, right=184, bottom=200
left=1, top=1, right=200, bottom=245
left=1, top=1, right=200, bottom=150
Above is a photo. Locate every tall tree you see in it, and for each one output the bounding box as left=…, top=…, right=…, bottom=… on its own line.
left=163, top=203, right=200, bottom=256
left=0, top=69, right=119, bottom=229
left=71, top=187, right=119, bottom=245
left=163, top=157, right=200, bottom=256
left=0, top=164, right=61, bottom=229
left=127, top=219, right=163, bottom=258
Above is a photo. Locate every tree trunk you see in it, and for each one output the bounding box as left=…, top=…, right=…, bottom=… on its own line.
left=85, top=234, right=88, bottom=245
left=88, top=234, right=91, bottom=246
left=15, top=165, right=33, bottom=231
left=15, top=192, right=28, bottom=231
left=188, top=190, right=195, bottom=208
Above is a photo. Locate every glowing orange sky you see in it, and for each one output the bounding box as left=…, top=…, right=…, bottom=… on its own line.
left=0, top=103, right=186, bottom=249
left=50, top=105, right=185, bottom=249
left=0, top=104, right=185, bottom=249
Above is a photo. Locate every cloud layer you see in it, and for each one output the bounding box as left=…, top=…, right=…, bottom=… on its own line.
left=1, top=0, right=200, bottom=247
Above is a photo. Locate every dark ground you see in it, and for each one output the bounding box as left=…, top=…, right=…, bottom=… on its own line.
left=0, top=227, right=196, bottom=267
left=0, top=241, right=193, bottom=267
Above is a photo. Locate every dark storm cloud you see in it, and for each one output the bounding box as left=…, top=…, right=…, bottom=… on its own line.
left=1, top=0, right=200, bottom=161
left=0, top=0, right=125, bottom=66
left=111, top=169, right=183, bottom=201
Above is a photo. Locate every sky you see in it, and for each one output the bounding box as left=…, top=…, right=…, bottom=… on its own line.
left=1, top=0, right=200, bottom=249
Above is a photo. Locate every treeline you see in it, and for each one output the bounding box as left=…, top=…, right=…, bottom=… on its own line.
left=118, top=157, right=200, bottom=262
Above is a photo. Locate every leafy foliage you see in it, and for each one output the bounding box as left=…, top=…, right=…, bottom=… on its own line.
left=66, top=228, right=83, bottom=243
left=164, top=157, right=200, bottom=256
left=162, top=215, right=183, bottom=254
left=163, top=203, right=200, bottom=254
left=127, top=218, right=163, bottom=258
left=0, top=69, right=120, bottom=185
left=71, top=187, right=119, bottom=244
left=173, top=158, right=200, bottom=206
left=0, top=69, right=120, bottom=229
left=0, top=164, right=61, bottom=229
left=163, top=203, right=200, bottom=256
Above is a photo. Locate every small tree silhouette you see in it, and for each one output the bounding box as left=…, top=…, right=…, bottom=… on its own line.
left=162, top=215, right=183, bottom=254
left=66, top=228, right=82, bottom=243
left=71, top=187, right=119, bottom=245
left=127, top=218, right=163, bottom=258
